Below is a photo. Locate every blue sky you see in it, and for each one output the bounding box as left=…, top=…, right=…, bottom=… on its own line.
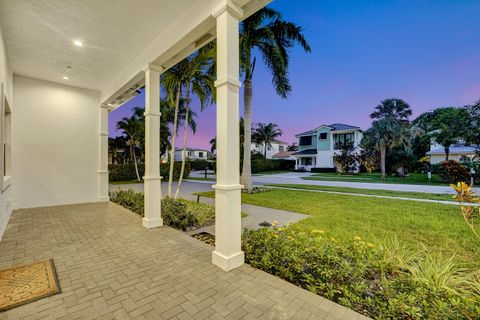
left=110, top=0, right=480, bottom=149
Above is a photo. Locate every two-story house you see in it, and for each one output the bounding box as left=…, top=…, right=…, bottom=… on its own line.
left=293, top=123, right=363, bottom=171
left=251, top=139, right=289, bottom=159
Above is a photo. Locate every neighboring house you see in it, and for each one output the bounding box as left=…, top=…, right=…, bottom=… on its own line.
left=427, top=142, right=477, bottom=164
left=174, top=148, right=211, bottom=161
left=293, top=123, right=363, bottom=171
left=251, top=139, right=289, bottom=159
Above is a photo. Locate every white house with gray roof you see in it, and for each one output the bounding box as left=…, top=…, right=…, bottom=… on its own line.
left=293, top=123, right=363, bottom=171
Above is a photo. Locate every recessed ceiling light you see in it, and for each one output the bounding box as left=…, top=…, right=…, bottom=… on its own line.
left=62, top=76, right=69, bottom=80
left=73, top=40, right=83, bottom=47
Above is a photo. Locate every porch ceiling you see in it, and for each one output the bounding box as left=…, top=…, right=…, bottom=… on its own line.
left=0, top=0, right=271, bottom=108
left=0, top=0, right=195, bottom=91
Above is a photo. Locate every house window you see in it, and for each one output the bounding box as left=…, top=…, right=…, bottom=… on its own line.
left=279, top=145, right=285, bottom=152
left=319, top=132, right=328, bottom=140
left=198, top=152, right=204, bottom=158
left=299, top=136, right=312, bottom=146
left=333, top=133, right=354, bottom=148
left=460, top=155, right=472, bottom=163
left=302, top=158, right=312, bottom=166
left=1, top=89, right=11, bottom=191
left=187, top=151, right=192, bottom=157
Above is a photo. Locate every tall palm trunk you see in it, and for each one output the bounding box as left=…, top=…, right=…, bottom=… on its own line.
left=168, top=80, right=182, bottom=197
left=445, top=147, right=450, bottom=161
left=175, top=89, right=190, bottom=199
left=264, top=143, right=267, bottom=158
left=380, top=145, right=386, bottom=180
left=131, top=141, right=141, bottom=181
left=241, top=78, right=253, bottom=192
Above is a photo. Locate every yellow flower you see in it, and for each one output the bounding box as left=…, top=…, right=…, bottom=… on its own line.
left=272, top=220, right=279, bottom=227
left=312, top=229, right=325, bottom=234
left=354, top=236, right=361, bottom=241
left=367, top=243, right=374, bottom=248
left=288, top=236, right=294, bottom=240
left=330, top=237, right=336, bottom=241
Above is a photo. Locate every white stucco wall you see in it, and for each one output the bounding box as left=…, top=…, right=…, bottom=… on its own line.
left=251, top=142, right=286, bottom=159
left=430, top=154, right=466, bottom=164
left=0, top=23, right=13, bottom=240
left=12, top=75, right=101, bottom=209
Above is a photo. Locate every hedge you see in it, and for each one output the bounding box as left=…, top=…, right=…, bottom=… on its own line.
left=189, top=159, right=214, bottom=171
left=310, top=167, right=337, bottom=173
left=108, top=162, right=190, bottom=182
left=249, top=159, right=295, bottom=173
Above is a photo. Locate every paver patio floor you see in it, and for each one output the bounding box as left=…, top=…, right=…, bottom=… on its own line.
left=0, top=202, right=368, bottom=320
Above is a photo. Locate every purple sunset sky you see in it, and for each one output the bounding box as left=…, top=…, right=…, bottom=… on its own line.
left=109, top=0, right=480, bottom=150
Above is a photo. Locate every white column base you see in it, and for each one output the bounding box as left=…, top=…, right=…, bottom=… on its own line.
left=98, top=196, right=110, bottom=202
left=142, top=217, right=163, bottom=228
left=212, top=250, right=244, bottom=272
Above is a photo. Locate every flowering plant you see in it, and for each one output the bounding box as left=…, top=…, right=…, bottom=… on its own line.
left=451, top=182, right=480, bottom=239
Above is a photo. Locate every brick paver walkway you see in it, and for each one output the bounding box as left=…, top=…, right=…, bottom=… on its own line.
left=0, top=202, right=368, bottom=320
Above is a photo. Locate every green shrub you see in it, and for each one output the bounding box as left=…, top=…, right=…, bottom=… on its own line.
left=310, top=167, right=337, bottom=173
left=161, top=198, right=195, bottom=231
left=440, top=160, right=469, bottom=184
left=246, top=159, right=295, bottom=173
left=242, top=227, right=480, bottom=319
left=109, top=189, right=214, bottom=231
left=109, top=189, right=144, bottom=216
left=189, top=159, right=214, bottom=171
left=109, top=162, right=190, bottom=182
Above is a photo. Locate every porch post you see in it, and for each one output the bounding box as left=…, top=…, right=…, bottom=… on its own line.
left=212, top=0, right=244, bottom=271
left=142, top=67, right=163, bottom=228
left=98, top=105, right=109, bottom=201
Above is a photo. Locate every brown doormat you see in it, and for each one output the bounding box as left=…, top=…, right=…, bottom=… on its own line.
left=0, top=259, right=61, bottom=312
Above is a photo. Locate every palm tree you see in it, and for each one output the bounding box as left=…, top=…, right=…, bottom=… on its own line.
left=164, top=50, right=214, bottom=198
left=239, top=7, right=311, bottom=192
left=116, top=116, right=143, bottom=180
left=370, top=98, right=412, bottom=123
left=252, top=123, right=283, bottom=158
left=109, top=136, right=127, bottom=164
left=363, top=117, right=411, bottom=179
left=209, top=137, right=216, bottom=154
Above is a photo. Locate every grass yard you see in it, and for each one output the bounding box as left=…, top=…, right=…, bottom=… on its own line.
left=303, top=172, right=446, bottom=185
left=265, top=184, right=457, bottom=201
left=197, top=189, right=479, bottom=266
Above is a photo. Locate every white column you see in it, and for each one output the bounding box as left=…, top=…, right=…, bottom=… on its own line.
left=98, top=105, right=109, bottom=201
left=142, top=67, right=163, bottom=228
left=212, top=0, right=244, bottom=271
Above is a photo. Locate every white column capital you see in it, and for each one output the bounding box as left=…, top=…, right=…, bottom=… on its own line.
left=212, top=0, right=243, bottom=19
left=100, top=104, right=109, bottom=109
left=146, top=63, right=164, bottom=74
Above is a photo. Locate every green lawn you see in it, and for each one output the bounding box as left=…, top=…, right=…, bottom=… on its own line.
left=303, top=172, right=446, bottom=185
left=265, top=184, right=457, bottom=201
left=196, top=189, right=479, bottom=266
